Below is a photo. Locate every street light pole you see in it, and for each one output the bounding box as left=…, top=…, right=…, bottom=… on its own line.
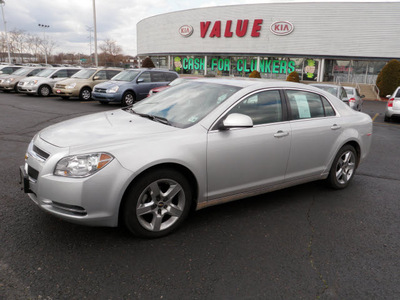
left=38, top=24, right=50, bottom=64
left=92, top=0, right=98, bottom=67
left=0, top=0, right=11, bottom=64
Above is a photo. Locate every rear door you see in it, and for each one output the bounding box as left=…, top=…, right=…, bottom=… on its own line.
left=284, top=89, right=342, bottom=181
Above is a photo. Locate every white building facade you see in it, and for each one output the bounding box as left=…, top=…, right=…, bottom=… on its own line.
left=137, top=1, right=400, bottom=83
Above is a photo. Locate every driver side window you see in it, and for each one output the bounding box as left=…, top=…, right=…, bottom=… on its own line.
left=230, top=90, right=283, bottom=125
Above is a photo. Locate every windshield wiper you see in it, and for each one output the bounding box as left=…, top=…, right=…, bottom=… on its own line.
left=131, top=110, right=171, bottom=126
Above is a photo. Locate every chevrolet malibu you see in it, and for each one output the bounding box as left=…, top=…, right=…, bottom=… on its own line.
left=20, top=79, right=373, bottom=238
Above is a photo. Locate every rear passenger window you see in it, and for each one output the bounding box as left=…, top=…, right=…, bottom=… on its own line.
left=166, top=73, right=178, bottom=81
left=106, top=70, right=120, bottom=79
left=286, top=90, right=334, bottom=120
left=53, top=69, right=68, bottom=78
left=151, top=72, right=167, bottom=82
left=67, top=69, right=79, bottom=77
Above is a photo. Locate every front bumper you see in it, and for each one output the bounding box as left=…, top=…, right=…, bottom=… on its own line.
left=0, top=82, right=16, bottom=91
left=20, top=138, right=133, bottom=227
left=17, top=83, right=39, bottom=94
left=92, top=92, right=121, bottom=103
left=53, top=88, right=79, bottom=97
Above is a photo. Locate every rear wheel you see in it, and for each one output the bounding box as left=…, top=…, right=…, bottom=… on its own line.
left=38, top=85, right=51, bottom=97
left=327, top=145, right=357, bottom=189
left=123, top=168, right=192, bottom=238
left=121, top=91, right=135, bottom=106
left=79, top=87, right=92, bottom=101
left=384, top=115, right=390, bottom=122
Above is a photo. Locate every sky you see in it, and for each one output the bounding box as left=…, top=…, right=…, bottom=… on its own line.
left=1, top=0, right=396, bottom=56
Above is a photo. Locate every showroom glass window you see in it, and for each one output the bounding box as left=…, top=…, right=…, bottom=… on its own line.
left=230, top=90, right=283, bottom=125
left=286, top=90, right=335, bottom=120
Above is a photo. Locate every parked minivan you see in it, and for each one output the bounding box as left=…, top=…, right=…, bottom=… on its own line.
left=53, top=67, right=122, bottom=100
left=17, top=67, right=80, bottom=96
left=91, top=69, right=179, bottom=106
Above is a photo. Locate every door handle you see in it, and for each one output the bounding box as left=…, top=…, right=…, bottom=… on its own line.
left=274, top=130, right=289, bottom=138
left=331, top=124, right=341, bottom=130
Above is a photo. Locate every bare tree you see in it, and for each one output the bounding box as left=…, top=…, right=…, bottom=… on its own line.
left=99, top=38, right=123, bottom=66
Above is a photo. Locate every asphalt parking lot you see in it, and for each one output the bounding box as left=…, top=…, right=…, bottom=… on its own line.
left=0, top=92, right=399, bottom=299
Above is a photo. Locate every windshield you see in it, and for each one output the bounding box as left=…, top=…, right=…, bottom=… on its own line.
left=111, top=70, right=140, bottom=82
left=11, top=68, right=32, bottom=76
left=132, top=81, right=241, bottom=128
left=72, top=69, right=96, bottom=79
left=35, top=68, right=56, bottom=77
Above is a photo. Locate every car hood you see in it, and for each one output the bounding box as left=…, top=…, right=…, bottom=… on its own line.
left=39, top=109, right=178, bottom=148
left=19, top=76, right=47, bottom=83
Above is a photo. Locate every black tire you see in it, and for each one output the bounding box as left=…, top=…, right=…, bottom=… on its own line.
left=327, top=145, right=357, bottom=190
left=61, top=96, right=70, bottom=100
left=121, top=91, right=135, bottom=106
left=122, top=168, right=192, bottom=238
left=38, top=85, right=51, bottom=97
left=79, top=87, right=92, bottom=101
left=384, top=115, right=390, bottom=122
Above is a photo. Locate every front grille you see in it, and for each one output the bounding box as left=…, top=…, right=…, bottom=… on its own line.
left=33, top=145, right=50, bottom=160
left=28, top=165, right=39, bottom=180
left=94, top=87, right=107, bottom=93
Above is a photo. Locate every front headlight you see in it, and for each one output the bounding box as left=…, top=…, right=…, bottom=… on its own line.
left=28, top=80, right=38, bottom=86
left=5, top=78, right=15, bottom=83
left=106, top=85, right=119, bottom=93
left=66, top=82, right=77, bottom=89
left=54, top=153, right=114, bottom=178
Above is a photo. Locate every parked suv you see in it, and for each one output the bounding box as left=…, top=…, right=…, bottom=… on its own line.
left=17, top=67, right=80, bottom=96
left=53, top=68, right=122, bottom=100
left=91, top=69, right=179, bottom=106
left=0, top=67, right=45, bottom=92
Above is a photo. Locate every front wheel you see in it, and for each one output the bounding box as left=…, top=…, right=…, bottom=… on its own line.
left=327, top=145, right=357, bottom=189
left=79, top=87, right=92, bottom=101
left=38, top=85, right=51, bottom=97
left=122, top=168, right=192, bottom=238
left=121, top=92, right=135, bottom=106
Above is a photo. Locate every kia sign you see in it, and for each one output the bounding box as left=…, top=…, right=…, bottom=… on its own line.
left=179, top=25, right=194, bottom=37
left=270, top=21, right=294, bottom=36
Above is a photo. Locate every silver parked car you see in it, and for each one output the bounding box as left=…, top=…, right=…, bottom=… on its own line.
left=17, top=67, right=80, bottom=96
left=344, top=87, right=364, bottom=111
left=309, top=83, right=349, bottom=104
left=385, top=86, right=400, bottom=122
left=20, top=79, right=373, bottom=238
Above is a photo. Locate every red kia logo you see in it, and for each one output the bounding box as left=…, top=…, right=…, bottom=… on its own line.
left=270, top=21, right=294, bottom=36
left=179, top=25, right=194, bottom=37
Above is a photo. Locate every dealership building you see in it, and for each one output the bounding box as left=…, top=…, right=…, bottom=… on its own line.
left=137, top=1, right=400, bottom=84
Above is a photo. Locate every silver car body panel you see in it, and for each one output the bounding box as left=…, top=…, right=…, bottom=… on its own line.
left=22, top=79, right=373, bottom=227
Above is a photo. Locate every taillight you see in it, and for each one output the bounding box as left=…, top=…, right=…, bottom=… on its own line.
left=388, top=98, right=394, bottom=107
left=349, top=97, right=356, bottom=102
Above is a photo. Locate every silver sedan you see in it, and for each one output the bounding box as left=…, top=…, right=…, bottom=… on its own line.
left=20, top=79, right=373, bottom=238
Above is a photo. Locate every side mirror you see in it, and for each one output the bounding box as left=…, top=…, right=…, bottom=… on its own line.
left=137, top=78, right=144, bottom=83
left=361, top=95, right=365, bottom=98
left=220, top=113, right=253, bottom=130
left=386, top=95, right=391, bottom=98
left=93, top=76, right=100, bottom=80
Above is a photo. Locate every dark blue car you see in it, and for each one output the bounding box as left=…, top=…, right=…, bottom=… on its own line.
left=92, top=68, right=179, bottom=106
